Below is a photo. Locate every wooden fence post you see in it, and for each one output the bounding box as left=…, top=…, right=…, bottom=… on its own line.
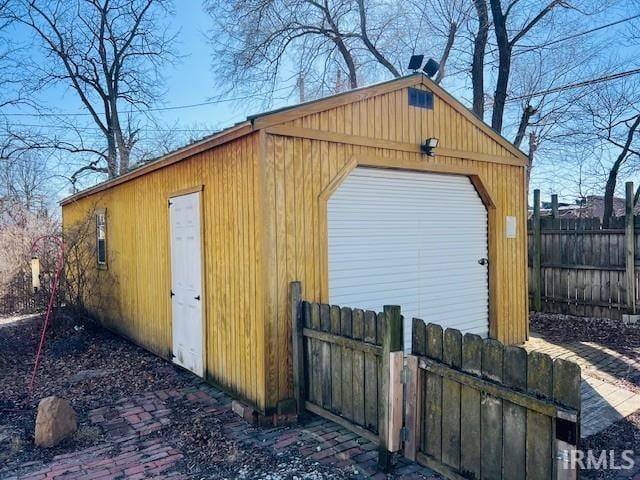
left=551, top=194, right=559, bottom=219
left=625, top=182, right=636, bottom=315
left=290, top=281, right=305, bottom=415
left=533, top=189, right=542, bottom=311
left=378, top=305, right=403, bottom=472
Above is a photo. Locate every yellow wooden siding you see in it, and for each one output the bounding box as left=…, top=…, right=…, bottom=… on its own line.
left=262, top=86, right=528, bottom=408
left=62, top=133, right=266, bottom=410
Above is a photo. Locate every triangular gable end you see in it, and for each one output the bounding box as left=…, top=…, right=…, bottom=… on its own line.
left=251, top=73, right=527, bottom=164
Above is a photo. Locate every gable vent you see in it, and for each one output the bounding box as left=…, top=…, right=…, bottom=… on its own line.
left=408, top=88, right=434, bottom=109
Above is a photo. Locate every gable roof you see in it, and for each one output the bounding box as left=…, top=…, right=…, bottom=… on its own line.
left=61, top=73, right=527, bottom=206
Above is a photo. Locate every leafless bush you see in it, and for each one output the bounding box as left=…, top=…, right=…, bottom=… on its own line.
left=62, top=207, right=118, bottom=317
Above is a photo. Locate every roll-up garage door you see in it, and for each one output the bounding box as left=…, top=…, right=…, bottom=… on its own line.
left=327, top=167, right=489, bottom=351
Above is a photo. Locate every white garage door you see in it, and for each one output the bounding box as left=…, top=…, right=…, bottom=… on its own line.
left=328, top=167, right=489, bottom=351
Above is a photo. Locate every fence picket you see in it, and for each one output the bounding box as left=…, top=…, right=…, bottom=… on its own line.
left=460, top=333, right=482, bottom=479
left=340, top=307, right=354, bottom=420
left=481, top=339, right=504, bottom=479
left=441, top=329, right=462, bottom=470
left=526, top=351, right=554, bottom=480
left=425, top=323, right=443, bottom=460
left=364, top=310, right=378, bottom=431
left=330, top=305, right=342, bottom=414
left=503, top=346, right=528, bottom=479
left=352, top=309, right=366, bottom=426
left=320, top=304, right=332, bottom=409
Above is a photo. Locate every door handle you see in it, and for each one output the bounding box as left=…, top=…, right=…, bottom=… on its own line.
left=194, top=295, right=200, bottom=301
left=170, top=290, right=175, bottom=297
left=478, top=258, right=489, bottom=266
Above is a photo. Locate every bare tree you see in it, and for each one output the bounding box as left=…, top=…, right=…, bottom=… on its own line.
left=486, top=0, right=572, bottom=134
left=205, top=0, right=464, bottom=102
left=3, top=0, right=177, bottom=179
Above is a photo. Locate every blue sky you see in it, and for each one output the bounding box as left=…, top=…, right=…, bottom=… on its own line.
left=3, top=1, right=640, bottom=206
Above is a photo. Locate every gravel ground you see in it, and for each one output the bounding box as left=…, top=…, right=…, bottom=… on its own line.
left=0, top=311, right=358, bottom=479
left=531, top=312, right=640, bottom=479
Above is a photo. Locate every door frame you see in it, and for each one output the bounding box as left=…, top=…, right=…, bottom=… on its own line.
left=318, top=155, right=497, bottom=338
left=167, top=185, right=207, bottom=377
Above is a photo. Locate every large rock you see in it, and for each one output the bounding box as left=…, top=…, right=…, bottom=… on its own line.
left=34, top=396, right=77, bottom=448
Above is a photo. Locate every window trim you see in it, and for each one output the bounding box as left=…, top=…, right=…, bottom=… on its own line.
left=95, top=208, right=108, bottom=269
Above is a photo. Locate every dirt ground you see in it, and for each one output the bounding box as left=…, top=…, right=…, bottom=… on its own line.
left=531, top=312, right=640, bottom=479
left=0, top=311, right=366, bottom=479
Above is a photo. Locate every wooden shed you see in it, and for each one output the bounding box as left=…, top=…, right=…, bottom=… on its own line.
left=61, top=73, right=529, bottom=414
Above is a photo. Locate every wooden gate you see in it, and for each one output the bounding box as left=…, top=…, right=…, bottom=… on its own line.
left=405, top=318, right=582, bottom=480
left=290, top=282, right=582, bottom=478
left=290, top=282, right=404, bottom=470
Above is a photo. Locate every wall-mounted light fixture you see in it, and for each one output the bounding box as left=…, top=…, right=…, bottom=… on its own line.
left=421, top=137, right=439, bottom=156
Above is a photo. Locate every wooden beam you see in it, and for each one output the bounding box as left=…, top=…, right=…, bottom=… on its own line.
left=626, top=182, right=636, bottom=314
left=551, top=194, right=559, bottom=218
left=378, top=305, right=403, bottom=472
left=264, top=125, right=526, bottom=167
left=387, top=351, right=404, bottom=452
left=302, top=328, right=382, bottom=356
left=290, top=282, right=305, bottom=415
left=417, top=357, right=578, bottom=421
left=304, top=402, right=379, bottom=445
left=533, top=189, right=542, bottom=311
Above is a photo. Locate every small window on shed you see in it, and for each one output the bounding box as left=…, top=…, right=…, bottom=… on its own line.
left=96, top=210, right=107, bottom=267
left=408, top=88, right=434, bottom=109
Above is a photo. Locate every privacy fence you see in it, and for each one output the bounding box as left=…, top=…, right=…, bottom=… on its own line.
left=290, top=282, right=582, bottom=478
left=0, top=272, right=50, bottom=316
left=529, top=184, right=640, bottom=320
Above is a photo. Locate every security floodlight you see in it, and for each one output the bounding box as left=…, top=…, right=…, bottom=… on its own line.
left=408, top=55, right=424, bottom=72
left=423, top=58, right=439, bottom=78
left=421, top=137, right=439, bottom=156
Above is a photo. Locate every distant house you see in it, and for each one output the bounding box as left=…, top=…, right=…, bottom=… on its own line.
left=534, top=195, right=640, bottom=219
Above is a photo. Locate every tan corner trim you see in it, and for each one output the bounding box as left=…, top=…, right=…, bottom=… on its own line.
left=60, top=123, right=253, bottom=206
left=264, top=125, right=526, bottom=167
left=252, top=76, right=424, bottom=130
left=256, top=129, right=272, bottom=410
left=168, top=184, right=204, bottom=199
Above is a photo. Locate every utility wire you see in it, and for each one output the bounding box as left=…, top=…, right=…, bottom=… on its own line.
left=515, top=13, right=640, bottom=54
left=507, top=67, right=640, bottom=102
left=0, top=123, right=220, bottom=133
left=1, top=86, right=293, bottom=117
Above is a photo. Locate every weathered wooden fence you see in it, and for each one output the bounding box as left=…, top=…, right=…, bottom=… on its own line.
left=290, top=282, right=404, bottom=470
left=529, top=184, right=640, bottom=320
left=406, top=318, right=581, bottom=480
left=0, top=272, right=50, bottom=316
left=291, top=282, right=581, bottom=477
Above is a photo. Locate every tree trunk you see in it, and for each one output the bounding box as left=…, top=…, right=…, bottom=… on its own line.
left=471, top=0, right=489, bottom=119
left=489, top=0, right=511, bottom=134
left=435, top=22, right=457, bottom=85
left=603, top=166, right=621, bottom=229
left=106, top=132, right=118, bottom=179
left=513, top=105, right=536, bottom=148
left=603, top=114, right=640, bottom=227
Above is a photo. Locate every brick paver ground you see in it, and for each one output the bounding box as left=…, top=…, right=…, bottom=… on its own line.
left=1, top=383, right=438, bottom=479
left=526, top=333, right=640, bottom=437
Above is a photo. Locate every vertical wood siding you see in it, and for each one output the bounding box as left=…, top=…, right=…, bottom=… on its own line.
left=262, top=86, right=528, bottom=408
left=62, top=133, right=267, bottom=410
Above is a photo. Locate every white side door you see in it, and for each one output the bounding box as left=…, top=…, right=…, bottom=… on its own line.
left=169, top=191, right=204, bottom=376
left=327, top=167, right=489, bottom=351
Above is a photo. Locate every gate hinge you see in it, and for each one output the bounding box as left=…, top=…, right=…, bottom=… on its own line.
left=401, top=365, right=411, bottom=385
left=400, top=426, right=409, bottom=441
